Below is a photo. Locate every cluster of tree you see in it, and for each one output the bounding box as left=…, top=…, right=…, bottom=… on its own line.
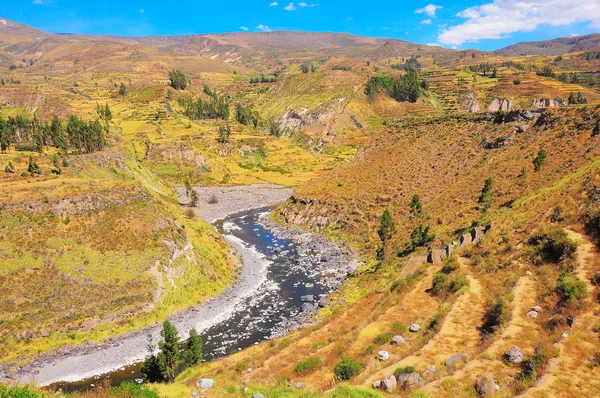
left=500, top=61, right=525, bottom=70
left=180, top=87, right=230, bottom=120
left=391, top=56, right=421, bottom=72
left=331, top=66, right=352, bottom=71
left=0, top=105, right=110, bottom=154
left=389, top=70, right=421, bottom=103
left=568, top=91, right=588, bottom=105
left=408, top=194, right=434, bottom=251
left=584, top=51, right=600, bottom=61
left=249, top=75, right=277, bottom=84
left=169, top=69, right=187, bottom=90
left=299, top=63, right=316, bottom=73
left=235, top=103, right=259, bottom=127
left=217, top=124, right=231, bottom=143
left=478, top=177, right=494, bottom=214
left=469, top=62, right=496, bottom=77
left=141, top=321, right=203, bottom=383
left=536, top=65, right=555, bottom=78
left=365, top=76, right=392, bottom=101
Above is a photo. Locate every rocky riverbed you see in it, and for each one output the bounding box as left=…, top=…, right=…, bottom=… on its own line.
left=3, top=185, right=358, bottom=390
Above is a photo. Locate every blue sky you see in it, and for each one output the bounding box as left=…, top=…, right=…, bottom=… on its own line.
left=1, top=0, right=600, bottom=50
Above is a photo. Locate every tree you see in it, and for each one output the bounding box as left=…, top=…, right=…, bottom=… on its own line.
left=189, top=189, right=198, bottom=207
left=184, top=178, right=192, bottom=197
left=4, top=161, right=13, bottom=173
left=184, top=328, right=203, bottom=367
left=156, top=320, right=180, bottom=383
left=217, top=124, right=231, bottom=144
left=299, top=64, right=310, bottom=73
left=411, top=224, right=434, bottom=249
left=28, top=155, right=40, bottom=175
left=140, top=336, right=162, bottom=383
left=119, top=82, right=127, bottom=96
left=409, top=194, right=422, bottom=219
left=169, top=69, right=187, bottom=90
left=513, top=76, right=521, bottom=85
left=478, top=177, right=494, bottom=213
left=491, top=67, right=497, bottom=78
left=377, top=209, right=396, bottom=261
left=389, top=70, right=420, bottom=103
left=533, top=148, right=547, bottom=172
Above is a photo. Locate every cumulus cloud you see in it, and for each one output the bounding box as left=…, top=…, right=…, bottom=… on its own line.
left=421, top=19, right=432, bottom=24
left=438, top=0, right=600, bottom=45
left=284, top=2, right=296, bottom=11
left=256, top=24, right=272, bottom=31
left=240, top=26, right=249, bottom=31
left=299, top=2, right=317, bottom=6
left=416, top=4, right=442, bottom=17
left=269, top=1, right=278, bottom=6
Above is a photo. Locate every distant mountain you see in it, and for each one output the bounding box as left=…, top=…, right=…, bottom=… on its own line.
left=495, top=34, right=600, bottom=56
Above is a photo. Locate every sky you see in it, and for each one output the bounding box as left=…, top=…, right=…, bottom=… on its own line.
left=1, top=0, right=600, bottom=50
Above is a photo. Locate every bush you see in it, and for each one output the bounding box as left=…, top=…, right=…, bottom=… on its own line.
left=0, top=385, right=40, bottom=398
left=294, top=356, right=323, bottom=375
left=373, top=332, right=392, bottom=345
left=334, top=358, right=363, bottom=381
left=481, top=296, right=510, bottom=336
left=529, top=228, right=577, bottom=266
left=533, top=148, right=547, bottom=172
left=556, top=274, right=587, bottom=306
left=431, top=273, right=448, bottom=296
left=448, top=275, right=469, bottom=294
left=391, top=322, right=407, bottom=333
left=394, top=365, right=415, bottom=378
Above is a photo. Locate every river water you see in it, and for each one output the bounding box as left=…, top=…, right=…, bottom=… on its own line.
left=48, top=206, right=336, bottom=392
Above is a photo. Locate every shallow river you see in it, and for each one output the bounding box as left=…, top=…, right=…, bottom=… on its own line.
left=49, top=206, right=335, bottom=392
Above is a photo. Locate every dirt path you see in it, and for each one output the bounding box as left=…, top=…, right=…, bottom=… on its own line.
left=523, top=229, right=599, bottom=397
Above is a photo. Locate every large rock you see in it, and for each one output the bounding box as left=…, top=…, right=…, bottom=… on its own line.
left=531, top=305, right=543, bottom=313
left=463, top=92, right=481, bottom=113
left=300, top=295, right=314, bottom=302
left=399, top=372, right=424, bottom=390
left=527, top=310, right=539, bottom=318
left=196, top=379, right=214, bottom=389
left=475, top=375, right=498, bottom=396
left=378, top=350, right=390, bottom=361
left=488, top=98, right=514, bottom=112
left=382, top=374, right=397, bottom=393
left=372, top=380, right=382, bottom=389
left=423, top=365, right=437, bottom=378
left=445, top=353, right=467, bottom=367
left=533, top=98, right=564, bottom=108
left=253, top=394, right=264, bottom=398
left=391, top=335, right=405, bottom=345
left=505, top=346, right=523, bottom=363
left=409, top=324, right=421, bottom=332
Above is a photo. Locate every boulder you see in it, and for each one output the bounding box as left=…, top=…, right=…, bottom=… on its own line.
left=382, top=374, right=397, bottom=393
left=196, top=379, right=214, bottom=390
left=423, top=365, right=437, bottom=377
left=378, top=350, right=390, bottom=361
left=372, top=380, right=382, bottom=389
left=253, top=394, right=264, bottom=398
left=409, top=324, right=421, bottom=332
left=488, top=98, right=514, bottom=112
left=243, top=379, right=250, bottom=385
left=401, top=372, right=424, bottom=390
left=295, top=382, right=304, bottom=389
left=391, top=335, right=405, bottom=345
left=475, top=375, right=498, bottom=396
left=301, top=295, right=314, bottom=302
left=445, top=353, right=467, bottom=367
left=527, top=310, right=538, bottom=319
left=191, top=391, right=199, bottom=398
left=505, top=346, right=523, bottom=363
left=463, top=92, right=481, bottom=113
left=531, top=306, right=543, bottom=313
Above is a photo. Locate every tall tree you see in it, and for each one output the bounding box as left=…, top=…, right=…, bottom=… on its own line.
left=377, top=209, right=396, bottom=261
left=157, top=320, right=180, bottom=383
left=184, top=328, right=203, bottom=366
left=409, top=194, right=422, bottom=219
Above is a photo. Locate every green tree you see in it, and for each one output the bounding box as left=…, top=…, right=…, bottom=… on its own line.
left=4, top=161, right=14, bottom=173
left=184, top=328, right=203, bottom=367
left=140, top=336, right=162, bottom=383
left=184, top=178, right=192, bottom=197
left=217, top=124, right=231, bottom=144
left=533, top=148, right=547, bottom=172
left=411, top=224, right=434, bottom=249
left=157, top=320, right=180, bottom=383
left=119, top=82, right=127, bottom=96
left=299, top=64, right=310, bottom=73
left=409, top=194, right=422, bottom=219
left=478, top=177, right=494, bottom=213
left=169, top=69, right=187, bottom=90
left=377, top=209, right=396, bottom=261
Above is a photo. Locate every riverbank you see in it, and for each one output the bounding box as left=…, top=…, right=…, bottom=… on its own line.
left=4, top=184, right=356, bottom=389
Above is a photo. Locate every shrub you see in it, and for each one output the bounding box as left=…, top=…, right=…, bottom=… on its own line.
left=234, top=361, right=249, bottom=372
left=391, top=322, right=407, bottom=333
left=207, top=194, right=218, bottom=204
left=440, top=256, right=458, bottom=274
left=513, top=77, right=521, bottom=85
left=394, top=365, right=415, bottom=378
left=431, top=272, right=448, bottom=296
left=334, top=358, right=363, bottom=381
left=365, top=344, right=374, bottom=354
left=294, top=356, right=323, bottom=375
left=373, top=332, right=392, bottom=345
left=529, top=228, right=577, bottom=266
left=448, top=275, right=469, bottom=294
left=533, top=148, right=547, bottom=172
left=556, top=274, right=587, bottom=306
left=184, top=208, right=195, bottom=219
left=481, top=296, right=510, bottom=336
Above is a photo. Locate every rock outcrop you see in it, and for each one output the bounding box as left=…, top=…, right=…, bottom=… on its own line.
left=446, top=352, right=467, bottom=366
left=488, top=98, right=514, bottom=112
left=533, top=98, right=565, bottom=108
left=475, top=375, right=498, bottom=396
left=505, top=346, right=523, bottom=363
left=463, top=92, right=481, bottom=113
left=381, top=374, right=397, bottom=393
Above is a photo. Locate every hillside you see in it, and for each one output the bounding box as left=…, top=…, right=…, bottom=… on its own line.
left=496, top=34, right=600, bottom=56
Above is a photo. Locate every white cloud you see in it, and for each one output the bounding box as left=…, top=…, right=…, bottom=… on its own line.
left=284, top=2, right=296, bottom=11
left=421, top=19, right=432, bottom=24
left=256, top=24, right=272, bottom=32
left=299, top=2, right=317, bottom=6
left=416, top=4, right=442, bottom=17
left=138, top=9, right=144, bottom=14
left=33, top=0, right=45, bottom=4
left=269, top=1, right=278, bottom=6
left=438, top=0, right=600, bottom=45
left=240, top=26, right=249, bottom=31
